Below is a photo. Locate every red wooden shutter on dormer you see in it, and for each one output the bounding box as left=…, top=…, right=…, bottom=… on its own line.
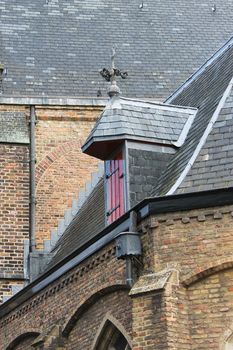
left=106, top=152, right=125, bottom=224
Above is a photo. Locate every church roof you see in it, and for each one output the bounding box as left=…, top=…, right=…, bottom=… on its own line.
left=82, top=97, right=197, bottom=159
left=176, top=78, right=233, bottom=194
left=152, top=37, right=233, bottom=196
left=0, top=0, right=232, bottom=99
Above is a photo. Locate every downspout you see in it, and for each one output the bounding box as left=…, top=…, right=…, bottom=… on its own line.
left=126, top=211, right=137, bottom=287
left=115, top=211, right=142, bottom=287
left=29, top=105, right=37, bottom=253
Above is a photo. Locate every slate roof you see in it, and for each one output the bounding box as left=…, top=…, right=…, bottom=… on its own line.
left=177, top=80, right=233, bottom=193
left=0, top=112, right=29, bottom=143
left=82, top=96, right=197, bottom=158
left=0, top=0, right=232, bottom=99
left=152, top=39, right=233, bottom=196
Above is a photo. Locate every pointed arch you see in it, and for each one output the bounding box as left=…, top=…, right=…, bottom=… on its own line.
left=62, top=284, right=129, bottom=337
left=5, top=331, right=40, bottom=350
left=91, top=313, right=132, bottom=350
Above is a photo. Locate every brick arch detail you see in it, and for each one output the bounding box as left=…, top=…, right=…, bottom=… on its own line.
left=90, top=312, right=132, bottom=350
left=35, top=139, right=85, bottom=185
left=182, top=257, right=233, bottom=287
left=62, top=284, right=129, bottom=338
left=5, top=331, right=41, bottom=350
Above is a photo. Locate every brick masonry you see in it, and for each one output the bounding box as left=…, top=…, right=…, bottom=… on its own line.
left=34, top=106, right=102, bottom=248
left=0, top=103, right=103, bottom=304
left=1, top=205, right=233, bottom=349
left=0, top=143, right=29, bottom=303
left=0, top=243, right=130, bottom=349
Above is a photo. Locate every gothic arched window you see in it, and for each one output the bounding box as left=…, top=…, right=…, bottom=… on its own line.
left=93, top=318, right=131, bottom=350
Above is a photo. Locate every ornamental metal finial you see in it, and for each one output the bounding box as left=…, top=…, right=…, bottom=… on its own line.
left=99, top=46, right=128, bottom=98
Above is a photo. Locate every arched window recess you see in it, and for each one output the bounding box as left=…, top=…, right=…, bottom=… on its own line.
left=92, top=315, right=132, bottom=350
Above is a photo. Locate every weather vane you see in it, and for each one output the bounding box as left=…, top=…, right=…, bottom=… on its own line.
left=99, top=46, right=128, bottom=97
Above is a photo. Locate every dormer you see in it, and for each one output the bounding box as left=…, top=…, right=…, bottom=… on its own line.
left=82, top=95, right=197, bottom=224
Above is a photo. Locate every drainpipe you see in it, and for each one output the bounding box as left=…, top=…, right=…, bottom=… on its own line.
left=115, top=211, right=141, bottom=287
left=29, top=105, right=37, bottom=253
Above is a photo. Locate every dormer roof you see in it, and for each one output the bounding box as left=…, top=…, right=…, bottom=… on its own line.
left=82, top=96, right=197, bottom=159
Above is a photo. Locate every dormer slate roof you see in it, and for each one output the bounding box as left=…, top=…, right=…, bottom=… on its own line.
left=82, top=97, right=197, bottom=159
left=0, top=0, right=232, bottom=99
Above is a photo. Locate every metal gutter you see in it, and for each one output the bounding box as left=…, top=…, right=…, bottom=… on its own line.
left=1, top=186, right=233, bottom=318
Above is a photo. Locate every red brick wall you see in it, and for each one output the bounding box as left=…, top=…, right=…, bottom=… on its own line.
left=0, top=144, right=29, bottom=302
left=35, top=106, right=102, bottom=248
left=188, top=269, right=233, bottom=350
left=0, top=103, right=103, bottom=303
left=0, top=243, right=129, bottom=350
left=2, top=206, right=233, bottom=349
left=139, top=205, right=233, bottom=350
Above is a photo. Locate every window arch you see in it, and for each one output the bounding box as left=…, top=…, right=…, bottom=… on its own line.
left=92, top=315, right=132, bottom=350
left=6, top=332, right=40, bottom=350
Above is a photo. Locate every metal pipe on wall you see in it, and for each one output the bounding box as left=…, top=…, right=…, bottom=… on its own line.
left=29, top=105, right=36, bottom=252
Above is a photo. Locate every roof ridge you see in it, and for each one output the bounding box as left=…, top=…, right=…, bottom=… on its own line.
left=166, top=76, right=233, bottom=195
left=165, top=36, right=233, bottom=104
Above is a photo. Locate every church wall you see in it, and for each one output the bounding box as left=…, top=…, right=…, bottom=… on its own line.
left=0, top=242, right=128, bottom=350
left=1, top=205, right=233, bottom=348
left=66, top=290, right=132, bottom=349
left=0, top=103, right=103, bottom=303
left=34, top=105, right=102, bottom=248
left=187, top=269, right=233, bottom=350
left=138, top=206, right=233, bottom=350
left=148, top=205, right=233, bottom=280
left=0, top=143, right=29, bottom=303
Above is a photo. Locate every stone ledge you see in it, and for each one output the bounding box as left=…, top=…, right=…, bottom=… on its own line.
left=129, top=268, right=178, bottom=296
left=0, top=96, right=107, bottom=106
